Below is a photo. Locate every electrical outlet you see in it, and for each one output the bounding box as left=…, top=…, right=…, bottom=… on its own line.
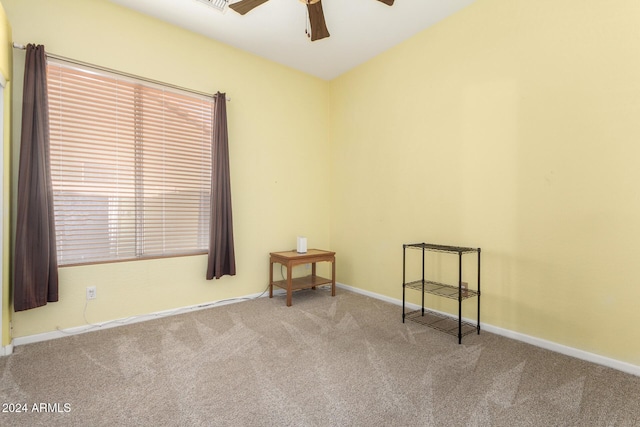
left=305, top=263, right=311, bottom=270
left=461, top=281, right=468, bottom=297
left=86, top=286, right=97, bottom=300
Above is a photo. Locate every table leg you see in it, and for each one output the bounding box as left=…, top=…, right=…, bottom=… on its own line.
left=269, top=260, right=274, bottom=299
left=331, top=257, right=336, bottom=297
left=311, top=262, right=317, bottom=289
left=286, top=262, right=293, bottom=307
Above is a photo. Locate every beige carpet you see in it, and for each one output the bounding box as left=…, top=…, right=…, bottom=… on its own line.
left=1, top=287, right=639, bottom=426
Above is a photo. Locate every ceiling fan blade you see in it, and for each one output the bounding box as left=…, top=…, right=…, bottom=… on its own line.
left=377, top=0, right=394, bottom=5
left=307, top=1, right=330, bottom=41
left=229, top=0, right=270, bottom=15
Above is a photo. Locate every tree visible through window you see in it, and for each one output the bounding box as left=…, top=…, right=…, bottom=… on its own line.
left=47, top=60, right=213, bottom=266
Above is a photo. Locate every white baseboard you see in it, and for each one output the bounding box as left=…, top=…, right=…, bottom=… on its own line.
left=0, top=342, right=13, bottom=356
left=12, top=288, right=285, bottom=347
left=336, top=282, right=640, bottom=377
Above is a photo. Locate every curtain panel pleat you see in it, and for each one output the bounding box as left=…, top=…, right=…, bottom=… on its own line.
left=14, top=44, right=59, bottom=311
left=207, top=92, right=236, bottom=279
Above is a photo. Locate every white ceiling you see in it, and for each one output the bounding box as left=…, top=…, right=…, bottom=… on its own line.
left=109, top=0, right=476, bottom=80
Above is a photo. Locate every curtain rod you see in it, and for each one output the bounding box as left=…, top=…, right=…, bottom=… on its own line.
left=12, top=42, right=229, bottom=101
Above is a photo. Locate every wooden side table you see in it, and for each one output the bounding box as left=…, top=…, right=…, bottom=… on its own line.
left=269, top=249, right=336, bottom=306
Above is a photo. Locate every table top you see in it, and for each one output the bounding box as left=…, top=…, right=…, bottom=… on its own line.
left=270, top=249, right=335, bottom=261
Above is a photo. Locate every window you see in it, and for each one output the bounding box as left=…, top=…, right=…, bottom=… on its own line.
left=47, top=60, right=213, bottom=266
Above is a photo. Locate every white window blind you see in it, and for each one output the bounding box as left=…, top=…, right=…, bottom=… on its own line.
left=47, top=60, right=213, bottom=266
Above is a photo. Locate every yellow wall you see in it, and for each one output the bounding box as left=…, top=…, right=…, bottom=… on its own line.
left=3, top=0, right=330, bottom=337
left=0, top=2, right=11, bottom=347
left=329, top=0, right=640, bottom=366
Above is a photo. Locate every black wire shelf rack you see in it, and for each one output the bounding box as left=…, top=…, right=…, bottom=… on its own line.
left=402, top=242, right=481, bottom=344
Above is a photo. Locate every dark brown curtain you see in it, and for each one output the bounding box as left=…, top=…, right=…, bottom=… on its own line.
left=207, top=92, right=236, bottom=279
left=14, top=44, right=59, bottom=311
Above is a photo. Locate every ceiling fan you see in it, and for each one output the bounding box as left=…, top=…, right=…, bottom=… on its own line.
left=229, top=0, right=395, bottom=42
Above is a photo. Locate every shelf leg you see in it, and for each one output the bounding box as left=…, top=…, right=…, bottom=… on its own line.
left=458, top=251, right=462, bottom=344
left=477, top=248, right=481, bottom=335
left=402, top=285, right=406, bottom=323
left=402, top=245, right=406, bottom=323
left=421, top=246, right=425, bottom=316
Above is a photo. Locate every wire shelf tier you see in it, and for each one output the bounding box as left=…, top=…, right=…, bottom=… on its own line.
left=404, top=242, right=479, bottom=254
left=404, top=280, right=479, bottom=300
left=404, top=309, right=477, bottom=337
